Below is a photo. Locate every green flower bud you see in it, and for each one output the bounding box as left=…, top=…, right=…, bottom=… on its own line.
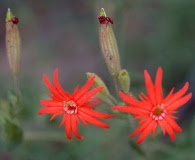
left=6, top=8, right=21, bottom=77
left=98, top=8, right=121, bottom=77
left=87, top=72, right=109, bottom=95
left=86, top=72, right=113, bottom=105
left=118, top=69, right=130, bottom=92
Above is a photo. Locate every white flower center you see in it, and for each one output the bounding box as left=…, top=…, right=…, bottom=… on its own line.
left=150, top=104, right=167, bottom=121
left=63, top=100, right=77, bottom=114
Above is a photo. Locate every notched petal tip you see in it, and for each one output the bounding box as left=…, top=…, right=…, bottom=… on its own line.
left=184, top=81, right=189, bottom=89
left=118, top=91, right=124, bottom=97
left=94, top=86, right=104, bottom=94
left=129, top=134, right=134, bottom=138
left=43, top=68, right=59, bottom=84
left=43, top=74, right=48, bottom=81
left=170, top=135, right=176, bottom=142
left=66, top=135, right=72, bottom=140
left=143, top=69, right=149, bottom=78
left=129, top=132, right=145, bottom=145
left=38, top=110, right=44, bottom=115
left=189, top=92, right=192, bottom=99
left=180, top=82, right=189, bottom=93
left=157, top=66, right=163, bottom=73
left=88, top=75, right=96, bottom=82
left=107, top=114, right=114, bottom=118
left=54, top=68, right=59, bottom=75
left=53, top=68, right=59, bottom=81
left=43, top=74, right=53, bottom=88
left=136, top=139, right=143, bottom=145
left=40, top=100, right=47, bottom=106
left=88, top=75, right=96, bottom=85
left=112, top=106, right=123, bottom=110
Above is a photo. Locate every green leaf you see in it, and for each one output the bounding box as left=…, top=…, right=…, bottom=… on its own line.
left=2, top=119, right=23, bottom=149
left=0, top=100, right=11, bottom=118
left=0, top=110, right=5, bottom=125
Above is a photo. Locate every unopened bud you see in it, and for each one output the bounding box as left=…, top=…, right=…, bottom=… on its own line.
left=118, top=69, right=130, bottom=93
left=98, top=8, right=121, bottom=77
left=86, top=72, right=113, bottom=105
left=5, top=8, right=21, bottom=76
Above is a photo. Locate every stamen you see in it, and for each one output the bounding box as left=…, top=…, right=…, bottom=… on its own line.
left=63, top=100, right=77, bottom=114
left=150, top=104, right=166, bottom=121
left=161, top=113, right=165, bottom=117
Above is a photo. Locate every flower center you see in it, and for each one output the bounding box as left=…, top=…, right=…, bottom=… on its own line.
left=63, top=100, right=77, bottom=114
left=150, top=104, right=166, bottom=121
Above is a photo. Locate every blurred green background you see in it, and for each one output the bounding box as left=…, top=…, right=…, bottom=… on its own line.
left=0, top=0, right=195, bottom=159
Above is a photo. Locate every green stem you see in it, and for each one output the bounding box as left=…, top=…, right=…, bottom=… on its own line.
left=13, top=75, right=20, bottom=98
left=113, top=76, right=121, bottom=94
left=108, top=94, right=118, bottom=105
left=126, top=115, right=148, bottom=158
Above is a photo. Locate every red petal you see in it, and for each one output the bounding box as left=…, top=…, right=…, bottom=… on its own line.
left=50, top=112, right=63, bottom=121
left=72, top=85, right=79, bottom=97
left=164, top=82, right=189, bottom=107
left=74, top=76, right=95, bottom=101
left=65, top=114, right=72, bottom=139
left=60, top=115, right=66, bottom=126
left=144, top=69, right=156, bottom=106
left=53, top=69, right=71, bottom=101
left=79, top=108, right=114, bottom=119
left=78, top=111, right=110, bottom=128
left=159, top=120, right=176, bottom=141
left=38, top=107, right=63, bottom=115
left=164, top=88, right=174, bottom=102
left=155, top=67, right=163, bottom=104
left=166, top=93, right=192, bottom=112
left=139, top=93, right=150, bottom=105
left=76, top=87, right=103, bottom=106
left=164, top=116, right=182, bottom=133
left=72, top=115, right=84, bottom=139
left=136, top=120, right=156, bottom=144
left=119, top=91, right=149, bottom=109
left=79, top=115, right=90, bottom=127
left=47, top=94, right=60, bottom=101
left=43, top=74, right=64, bottom=100
left=140, top=92, right=149, bottom=101
left=130, top=118, right=153, bottom=138
left=40, top=100, right=63, bottom=107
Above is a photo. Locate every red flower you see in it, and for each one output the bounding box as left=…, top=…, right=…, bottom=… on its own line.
left=112, top=67, right=192, bottom=144
left=38, top=69, right=113, bottom=140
